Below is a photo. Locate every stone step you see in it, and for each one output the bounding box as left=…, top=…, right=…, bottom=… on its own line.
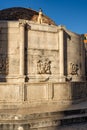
left=0, top=115, right=86, bottom=130
left=1, top=104, right=87, bottom=130
left=0, top=107, right=87, bottom=130
left=0, top=124, right=29, bottom=130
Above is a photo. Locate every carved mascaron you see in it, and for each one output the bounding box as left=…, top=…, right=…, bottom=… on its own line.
left=70, top=63, right=79, bottom=75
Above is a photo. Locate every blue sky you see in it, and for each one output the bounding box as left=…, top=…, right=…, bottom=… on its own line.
left=0, top=0, right=87, bottom=34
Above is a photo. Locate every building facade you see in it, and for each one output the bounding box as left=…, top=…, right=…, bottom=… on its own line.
left=0, top=7, right=87, bottom=130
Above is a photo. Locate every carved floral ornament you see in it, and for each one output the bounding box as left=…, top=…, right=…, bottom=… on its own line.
left=37, top=58, right=51, bottom=74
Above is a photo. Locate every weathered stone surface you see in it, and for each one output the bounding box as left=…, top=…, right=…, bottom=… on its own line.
left=0, top=14, right=86, bottom=107
left=0, top=7, right=87, bottom=130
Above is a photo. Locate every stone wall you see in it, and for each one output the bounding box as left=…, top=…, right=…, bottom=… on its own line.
left=0, top=21, right=61, bottom=82
left=0, top=21, right=20, bottom=82
left=0, top=20, right=86, bottom=107
left=0, top=82, right=87, bottom=108
left=65, top=30, right=85, bottom=81
left=0, top=21, right=85, bottom=82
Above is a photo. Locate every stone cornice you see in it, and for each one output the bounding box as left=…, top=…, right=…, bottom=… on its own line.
left=19, top=19, right=27, bottom=27
left=57, top=25, right=66, bottom=32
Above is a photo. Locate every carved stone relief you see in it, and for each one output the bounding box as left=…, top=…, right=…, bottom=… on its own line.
left=70, top=63, right=79, bottom=75
left=0, top=55, right=9, bottom=75
left=37, top=58, right=51, bottom=74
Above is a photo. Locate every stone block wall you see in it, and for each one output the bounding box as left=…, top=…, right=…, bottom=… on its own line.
left=0, top=21, right=20, bottom=80
left=0, top=21, right=61, bottom=82
left=0, top=82, right=87, bottom=108
left=65, top=30, right=85, bottom=81
left=0, top=20, right=85, bottom=82
left=0, top=20, right=86, bottom=107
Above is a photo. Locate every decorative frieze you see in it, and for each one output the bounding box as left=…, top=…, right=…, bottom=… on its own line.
left=30, top=120, right=61, bottom=128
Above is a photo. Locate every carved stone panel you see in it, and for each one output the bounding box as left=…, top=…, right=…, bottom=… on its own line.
left=0, top=55, right=9, bottom=75
left=69, top=63, right=79, bottom=75
left=37, top=58, right=51, bottom=74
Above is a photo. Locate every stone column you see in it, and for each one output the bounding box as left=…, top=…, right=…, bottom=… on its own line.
left=58, top=26, right=65, bottom=81
left=19, top=22, right=25, bottom=76
left=80, top=36, right=85, bottom=80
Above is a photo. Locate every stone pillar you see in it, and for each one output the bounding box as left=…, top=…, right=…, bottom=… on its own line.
left=58, top=26, right=65, bottom=81
left=19, top=22, right=25, bottom=76
left=80, top=36, right=85, bottom=80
